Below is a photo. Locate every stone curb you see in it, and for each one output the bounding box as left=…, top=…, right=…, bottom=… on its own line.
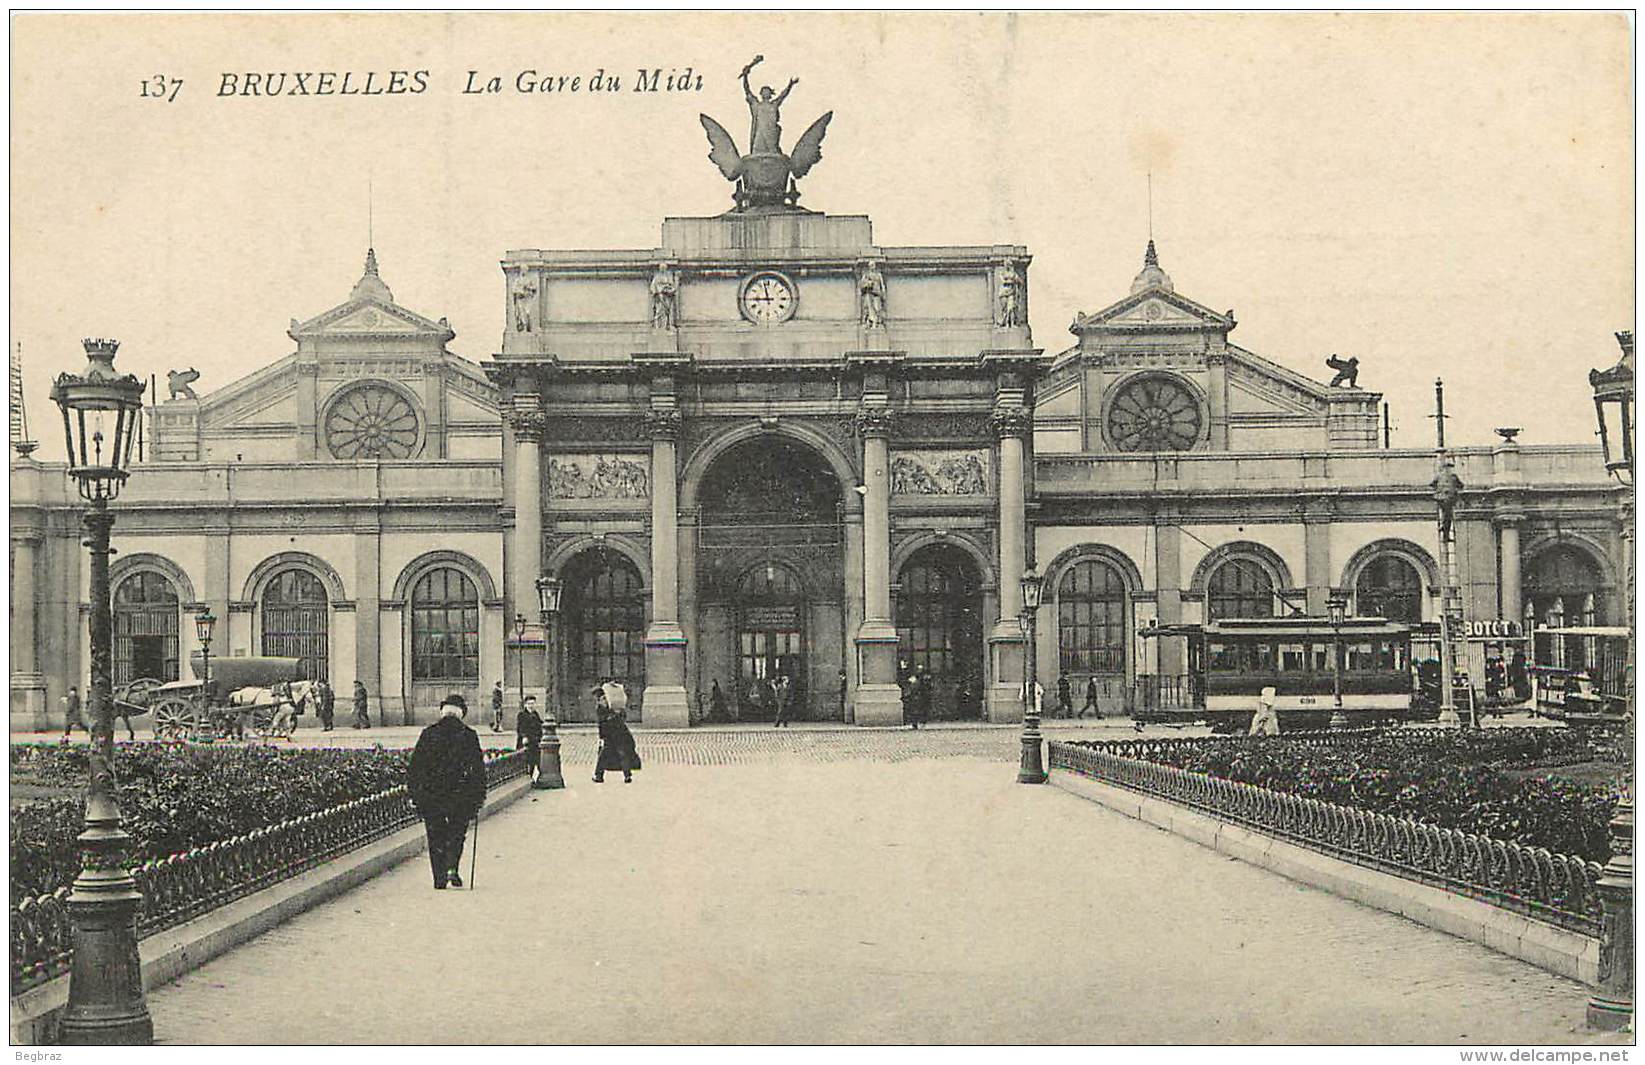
left=10, top=773, right=534, bottom=1045
left=1050, top=769, right=1601, bottom=987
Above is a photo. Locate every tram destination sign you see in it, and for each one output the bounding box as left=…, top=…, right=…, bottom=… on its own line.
left=1463, top=619, right=1525, bottom=640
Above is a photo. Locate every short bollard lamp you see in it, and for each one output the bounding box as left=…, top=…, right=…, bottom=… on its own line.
left=1017, top=565, right=1047, bottom=785
left=1327, top=591, right=1350, bottom=731
left=534, top=575, right=566, bottom=790
left=50, top=338, right=154, bottom=1044
left=194, top=609, right=217, bottom=699
left=1587, top=330, right=1634, bottom=1032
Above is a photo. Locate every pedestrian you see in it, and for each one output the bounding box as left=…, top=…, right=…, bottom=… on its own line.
left=838, top=667, right=848, bottom=720
left=1081, top=676, right=1101, bottom=720
left=490, top=681, right=505, bottom=733
left=709, top=679, right=727, bottom=722
left=1057, top=676, right=1073, bottom=719
left=317, top=679, right=336, bottom=731
left=352, top=679, right=371, bottom=729
left=773, top=673, right=793, bottom=728
left=407, top=693, right=487, bottom=890
left=757, top=677, right=777, bottom=724
left=1509, top=649, right=1531, bottom=704
left=516, top=694, right=543, bottom=782
left=593, top=680, right=641, bottom=784
left=907, top=669, right=929, bottom=730
left=1022, top=678, right=1044, bottom=718
left=1248, top=685, right=1281, bottom=737
left=61, top=685, right=85, bottom=737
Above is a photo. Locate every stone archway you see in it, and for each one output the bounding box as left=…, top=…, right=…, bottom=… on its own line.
left=693, top=434, right=846, bottom=723
left=895, top=543, right=986, bottom=720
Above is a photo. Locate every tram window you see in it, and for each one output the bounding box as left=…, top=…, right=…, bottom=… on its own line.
left=1345, top=642, right=1377, bottom=670
left=1308, top=643, right=1331, bottom=672
left=1253, top=642, right=1277, bottom=671
left=1208, top=641, right=1237, bottom=671
left=1279, top=643, right=1306, bottom=671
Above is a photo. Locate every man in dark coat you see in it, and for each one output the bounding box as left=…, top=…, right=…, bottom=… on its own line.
left=515, top=694, right=544, bottom=782
left=906, top=669, right=930, bottom=730
left=408, top=693, right=487, bottom=889
left=61, top=686, right=85, bottom=737
left=317, top=679, right=336, bottom=731
left=1057, top=676, right=1073, bottom=719
left=352, top=679, right=371, bottom=729
left=593, top=681, right=640, bottom=784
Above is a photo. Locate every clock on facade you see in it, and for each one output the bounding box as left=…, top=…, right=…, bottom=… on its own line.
left=738, top=271, right=797, bottom=324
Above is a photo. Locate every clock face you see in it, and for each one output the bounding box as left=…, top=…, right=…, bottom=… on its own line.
left=740, top=272, right=797, bottom=324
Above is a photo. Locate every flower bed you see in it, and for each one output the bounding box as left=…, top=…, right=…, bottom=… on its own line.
left=9, top=743, right=413, bottom=904
left=1069, top=728, right=1624, bottom=864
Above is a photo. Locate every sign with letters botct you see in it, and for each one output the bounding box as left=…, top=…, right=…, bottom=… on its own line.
left=1464, top=619, right=1526, bottom=640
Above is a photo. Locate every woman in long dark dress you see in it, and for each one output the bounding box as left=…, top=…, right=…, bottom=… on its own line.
left=593, top=681, right=641, bottom=784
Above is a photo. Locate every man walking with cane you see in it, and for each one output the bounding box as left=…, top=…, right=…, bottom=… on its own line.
left=408, top=693, right=487, bottom=890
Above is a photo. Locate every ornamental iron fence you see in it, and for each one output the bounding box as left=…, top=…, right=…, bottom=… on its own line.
left=10, top=747, right=531, bottom=995
left=1048, top=737, right=1606, bottom=937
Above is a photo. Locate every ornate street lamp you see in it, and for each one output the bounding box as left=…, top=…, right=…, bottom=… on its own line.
left=1018, top=565, right=1047, bottom=785
left=1327, top=590, right=1350, bottom=731
left=194, top=610, right=217, bottom=701
left=1587, top=330, right=1634, bottom=1032
left=513, top=611, right=529, bottom=714
left=49, top=338, right=153, bottom=1044
left=533, top=575, right=566, bottom=790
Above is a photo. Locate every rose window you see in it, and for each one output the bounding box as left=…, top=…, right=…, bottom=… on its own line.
left=324, top=384, right=420, bottom=459
left=1106, top=375, right=1203, bottom=452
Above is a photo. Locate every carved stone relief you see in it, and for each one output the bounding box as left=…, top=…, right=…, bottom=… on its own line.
left=547, top=454, right=650, bottom=499
left=890, top=449, right=991, bottom=496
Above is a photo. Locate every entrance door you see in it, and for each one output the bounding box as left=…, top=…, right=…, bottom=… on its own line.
left=735, top=565, right=806, bottom=720
left=131, top=636, right=166, bottom=683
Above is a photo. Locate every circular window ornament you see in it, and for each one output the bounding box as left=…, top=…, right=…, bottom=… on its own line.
left=324, top=383, right=421, bottom=459
left=1107, top=375, right=1204, bottom=452
left=738, top=271, right=798, bottom=325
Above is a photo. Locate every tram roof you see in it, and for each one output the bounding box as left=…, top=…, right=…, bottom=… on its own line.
left=1531, top=626, right=1631, bottom=637
left=1141, top=617, right=1412, bottom=639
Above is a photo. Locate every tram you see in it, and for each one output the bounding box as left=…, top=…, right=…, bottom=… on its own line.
left=1529, top=625, right=1632, bottom=723
left=1140, top=615, right=1415, bottom=731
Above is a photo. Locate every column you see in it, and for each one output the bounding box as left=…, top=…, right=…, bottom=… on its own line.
left=1303, top=500, right=1335, bottom=615
left=641, top=408, right=689, bottom=727
left=1154, top=514, right=1184, bottom=677
left=987, top=404, right=1031, bottom=722
left=354, top=518, right=383, bottom=723
left=10, top=530, right=48, bottom=729
left=295, top=362, right=320, bottom=460
left=507, top=406, right=547, bottom=715
left=853, top=406, right=904, bottom=725
left=1497, top=514, right=1523, bottom=620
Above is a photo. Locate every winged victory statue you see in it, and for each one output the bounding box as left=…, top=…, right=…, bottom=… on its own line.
left=700, top=56, right=833, bottom=212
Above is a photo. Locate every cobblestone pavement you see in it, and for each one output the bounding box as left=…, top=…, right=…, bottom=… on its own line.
left=141, top=750, right=1613, bottom=1045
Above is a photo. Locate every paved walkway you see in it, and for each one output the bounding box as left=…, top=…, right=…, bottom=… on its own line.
left=142, top=734, right=1608, bottom=1045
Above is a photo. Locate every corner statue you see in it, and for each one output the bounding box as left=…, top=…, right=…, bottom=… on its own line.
left=699, top=55, right=833, bottom=212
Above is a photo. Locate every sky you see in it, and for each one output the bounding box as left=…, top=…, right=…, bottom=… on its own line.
left=10, top=11, right=1634, bottom=453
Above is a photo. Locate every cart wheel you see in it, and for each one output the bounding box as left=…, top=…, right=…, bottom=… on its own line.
left=117, top=677, right=165, bottom=705
left=151, top=696, right=200, bottom=741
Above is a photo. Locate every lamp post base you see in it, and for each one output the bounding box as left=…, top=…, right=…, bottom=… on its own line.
left=1017, top=725, right=1047, bottom=784
left=1329, top=710, right=1350, bottom=730
left=1436, top=709, right=1462, bottom=729
left=534, top=729, right=566, bottom=790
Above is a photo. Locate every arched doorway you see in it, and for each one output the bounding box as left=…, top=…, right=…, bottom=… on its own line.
left=260, top=569, right=330, bottom=681
left=408, top=566, right=481, bottom=713
left=1354, top=555, right=1424, bottom=624
left=1525, top=545, right=1606, bottom=671
left=561, top=548, right=646, bottom=723
left=895, top=544, right=984, bottom=720
left=735, top=562, right=807, bottom=721
left=113, top=572, right=179, bottom=685
left=1055, top=557, right=1130, bottom=680
left=695, top=436, right=844, bottom=723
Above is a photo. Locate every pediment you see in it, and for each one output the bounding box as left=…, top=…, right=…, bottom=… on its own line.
left=1073, top=287, right=1234, bottom=334
left=290, top=298, right=455, bottom=341
left=1225, top=348, right=1330, bottom=415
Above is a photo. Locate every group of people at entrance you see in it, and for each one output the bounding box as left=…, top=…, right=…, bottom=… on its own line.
left=706, top=673, right=798, bottom=726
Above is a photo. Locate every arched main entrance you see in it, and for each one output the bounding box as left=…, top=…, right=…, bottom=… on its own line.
left=560, top=547, right=647, bottom=723
left=895, top=544, right=985, bottom=719
left=695, top=436, right=844, bottom=723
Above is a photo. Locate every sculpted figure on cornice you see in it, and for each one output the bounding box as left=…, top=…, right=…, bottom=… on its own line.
left=994, top=260, right=1026, bottom=328
left=547, top=455, right=650, bottom=500
left=858, top=260, right=887, bottom=329
left=650, top=263, right=680, bottom=330
left=511, top=277, right=537, bottom=333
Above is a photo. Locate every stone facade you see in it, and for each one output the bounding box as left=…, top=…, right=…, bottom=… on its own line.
left=9, top=224, right=1628, bottom=732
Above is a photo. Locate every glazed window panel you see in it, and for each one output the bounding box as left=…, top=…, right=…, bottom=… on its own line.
left=113, top=571, right=180, bottom=685
left=895, top=553, right=981, bottom=681
left=411, top=568, right=480, bottom=682
left=569, top=554, right=645, bottom=686
left=260, top=568, right=329, bottom=681
left=1056, top=559, right=1127, bottom=676
left=1355, top=555, right=1424, bottom=624
left=1207, top=560, right=1275, bottom=621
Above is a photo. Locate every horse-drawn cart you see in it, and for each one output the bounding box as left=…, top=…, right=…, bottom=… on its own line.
left=118, top=656, right=307, bottom=741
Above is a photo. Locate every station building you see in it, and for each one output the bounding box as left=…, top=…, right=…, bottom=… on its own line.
left=9, top=194, right=1628, bottom=729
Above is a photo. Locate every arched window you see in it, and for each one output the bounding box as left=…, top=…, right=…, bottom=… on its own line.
left=1355, top=555, right=1424, bottom=624
left=1526, top=546, right=1604, bottom=672
left=896, top=547, right=985, bottom=717
left=411, top=568, right=480, bottom=682
left=260, top=569, right=329, bottom=680
left=1057, top=559, right=1129, bottom=675
left=567, top=553, right=645, bottom=693
left=113, top=572, right=179, bottom=685
left=1207, top=560, right=1274, bottom=620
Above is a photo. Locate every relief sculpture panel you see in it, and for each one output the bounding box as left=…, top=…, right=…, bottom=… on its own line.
left=546, top=454, right=650, bottom=499
left=890, top=449, right=991, bottom=496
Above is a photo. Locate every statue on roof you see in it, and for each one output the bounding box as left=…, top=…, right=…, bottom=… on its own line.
left=699, top=56, right=833, bottom=212
left=1325, top=353, right=1359, bottom=389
